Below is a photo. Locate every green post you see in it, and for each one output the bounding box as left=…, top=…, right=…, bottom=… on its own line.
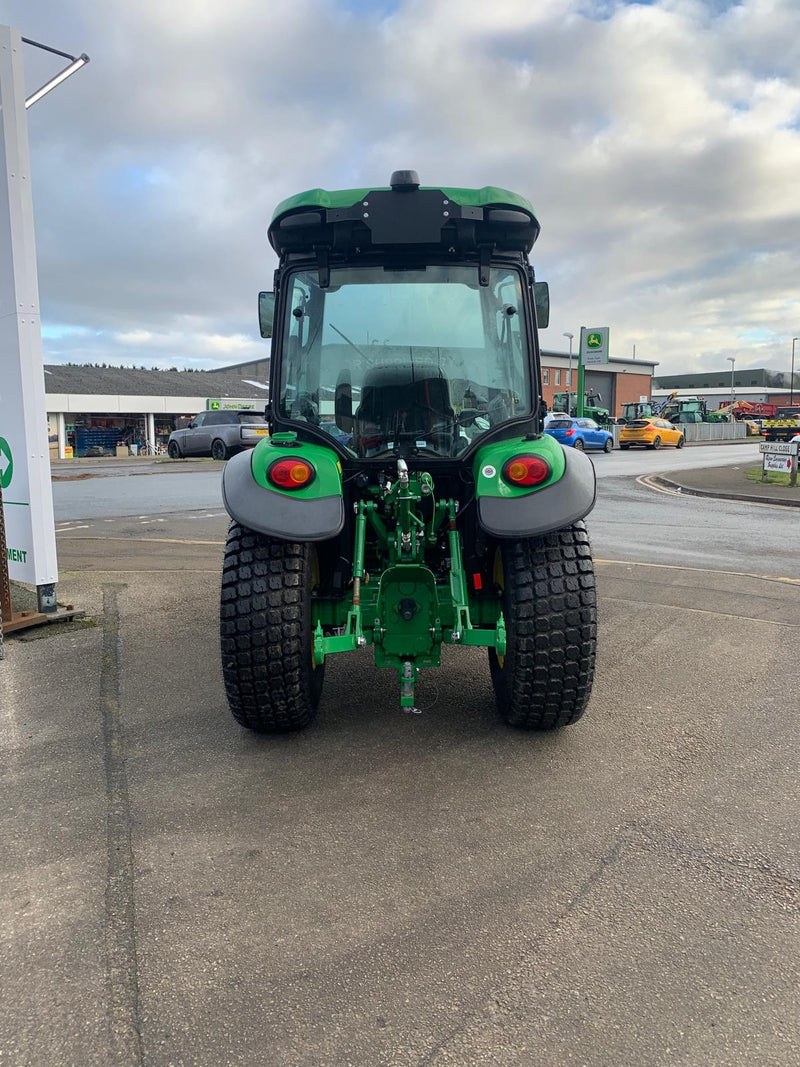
left=576, top=354, right=585, bottom=419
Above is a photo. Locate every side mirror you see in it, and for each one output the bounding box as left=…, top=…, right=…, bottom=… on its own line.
left=188, top=420, right=196, bottom=429
left=533, top=282, right=549, bottom=329
left=258, top=291, right=275, bottom=339
left=335, top=371, right=353, bottom=433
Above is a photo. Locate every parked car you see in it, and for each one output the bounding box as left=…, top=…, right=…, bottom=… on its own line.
left=167, top=410, right=269, bottom=460
left=545, top=416, right=613, bottom=452
left=618, top=418, right=685, bottom=450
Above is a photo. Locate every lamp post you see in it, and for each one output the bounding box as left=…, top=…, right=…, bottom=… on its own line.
left=563, top=331, right=574, bottom=414
left=791, top=337, right=798, bottom=405
left=726, top=357, right=736, bottom=415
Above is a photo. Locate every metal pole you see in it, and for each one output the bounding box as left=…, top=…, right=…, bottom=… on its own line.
left=563, top=331, right=574, bottom=413
left=577, top=329, right=586, bottom=419
left=791, top=337, right=798, bottom=405
left=726, top=357, right=735, bottom=415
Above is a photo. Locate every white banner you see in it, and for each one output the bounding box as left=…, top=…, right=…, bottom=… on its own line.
left=0, top=25, right=58, bottom=585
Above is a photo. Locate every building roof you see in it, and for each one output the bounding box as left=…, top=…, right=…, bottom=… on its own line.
left=44, top=364, right=269, bottom=399
left=654, top=368, right=792, bottom=390
left=541, top=350, right=658, bottom=370
left=205, top=357, right=270, bottom=376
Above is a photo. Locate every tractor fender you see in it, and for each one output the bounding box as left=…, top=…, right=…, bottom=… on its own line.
left=476, top=443, right=596, bottom=539
left=222, top=440, right=345, bottom=542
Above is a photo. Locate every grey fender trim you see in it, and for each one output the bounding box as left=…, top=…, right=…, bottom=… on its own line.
left=477, top=445, right=596, bottom=539
left=221, top=449, right=345, bottom=542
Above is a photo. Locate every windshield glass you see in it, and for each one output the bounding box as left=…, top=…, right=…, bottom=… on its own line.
left=278, top=264, right=532, bottom=457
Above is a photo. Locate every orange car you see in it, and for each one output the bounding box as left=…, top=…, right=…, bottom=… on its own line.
left=619, top=417, right=685, bottom=450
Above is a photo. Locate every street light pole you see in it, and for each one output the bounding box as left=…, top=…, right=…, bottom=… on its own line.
left=563, top=331, right=574, bottom=414
left=791, top=337, right=798, bottom=405
left=726, top=357, right=736, bottom=416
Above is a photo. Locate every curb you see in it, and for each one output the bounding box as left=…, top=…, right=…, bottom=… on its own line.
left=649, top=474, right=800, bottom=508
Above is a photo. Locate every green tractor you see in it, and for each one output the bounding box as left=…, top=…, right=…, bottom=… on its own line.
left=620, top=401, right=656, bottom=423
left=220, top=171, right=598, bottom=732
left=552, top=391, right=611, bottom=424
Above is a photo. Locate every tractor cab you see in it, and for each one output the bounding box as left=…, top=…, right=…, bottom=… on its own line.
left=262, top=171, right=548, bottom=462
left=220, top=172, right=598, bottom=731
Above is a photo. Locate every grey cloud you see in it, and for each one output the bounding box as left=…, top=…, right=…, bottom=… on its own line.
left=1, top=0, right=797, bottom=374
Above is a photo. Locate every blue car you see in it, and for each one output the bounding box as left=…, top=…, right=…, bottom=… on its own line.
left=545, top=417, right=613, bottom=452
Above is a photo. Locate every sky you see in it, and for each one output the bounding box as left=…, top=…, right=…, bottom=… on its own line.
left=3, top=0, right=800, bottom=377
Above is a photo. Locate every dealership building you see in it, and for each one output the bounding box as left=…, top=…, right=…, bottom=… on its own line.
left=43, top=364, right=269, bottom=458
left=43, top=351, right=657, bottom=457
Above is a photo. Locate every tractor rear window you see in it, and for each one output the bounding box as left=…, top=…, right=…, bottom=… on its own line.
left=278, top=264, right=532, bottom=458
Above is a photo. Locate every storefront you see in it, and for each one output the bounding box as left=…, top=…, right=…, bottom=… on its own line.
left=44, top=365, right=269, bottom=458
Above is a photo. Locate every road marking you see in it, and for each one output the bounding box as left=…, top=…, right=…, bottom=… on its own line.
left=601, top=594, right=800, bottom=629
left=637, top=473, right=798, bottom=511
left=56, top=534, right=225, bottom=546
left=596, top=558, right=800, bottom=586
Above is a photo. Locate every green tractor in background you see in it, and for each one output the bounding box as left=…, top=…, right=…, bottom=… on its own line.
left=220, top=171, right=598, bottom=732
left=552, top=390, right=611, bottom=425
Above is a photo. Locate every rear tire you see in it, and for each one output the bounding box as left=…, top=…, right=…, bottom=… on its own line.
left=220, top=522, right=325, bottom=733
left=211, top=438, right=230, bottom=461
left=167, top=440, right=181, bottom=459
left=489, top=522, right=597, bottom=730
left=573, top=438, right=585, bottom=451
left=619, top=444, right=630, bottom=450
left=648, top=436, right=662, bottom=450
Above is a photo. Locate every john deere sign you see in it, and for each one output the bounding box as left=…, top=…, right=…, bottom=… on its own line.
left=206, top=398, right=259, bottom=411
left=580, top=327, right=610, bottom=367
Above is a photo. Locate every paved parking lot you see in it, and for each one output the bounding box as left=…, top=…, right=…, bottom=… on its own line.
left=3, top=501, right=799, bottom=1065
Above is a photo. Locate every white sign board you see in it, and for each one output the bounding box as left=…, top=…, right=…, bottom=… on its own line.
left=762, top=452, right=794, bottom=473
left=580, top=326, right=610, bottom=366
left=759, top=441, right=798, bottom=455
left=0, top=25, right=58, bottom=585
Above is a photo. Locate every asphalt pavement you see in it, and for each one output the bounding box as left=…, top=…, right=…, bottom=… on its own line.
left=2, top=453, right=799, bottom=1065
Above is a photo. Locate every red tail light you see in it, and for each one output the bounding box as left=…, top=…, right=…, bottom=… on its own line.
left=563, top=429, right=574, bottom=436
left=267, top=457, right=315, bottom=490
left=501, top=454, right=551, bottom=488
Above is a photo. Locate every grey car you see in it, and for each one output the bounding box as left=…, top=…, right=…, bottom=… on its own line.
left=167, top=409, right=269, bottom=460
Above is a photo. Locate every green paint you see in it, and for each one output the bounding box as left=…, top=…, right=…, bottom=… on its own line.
left=250, top=436, right=343, bottom=498
left=0, top=436, right=13, bottom=490
left=311, top=466, right=506, bottom=707
left=473, top=434, right=566, bottom=499
left=271, top=184, right=536, bottom=225
left=6, top=547, right=27, bottom=563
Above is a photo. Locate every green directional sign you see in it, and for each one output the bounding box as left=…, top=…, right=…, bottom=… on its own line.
left=0, top=436, right=13, bottom=490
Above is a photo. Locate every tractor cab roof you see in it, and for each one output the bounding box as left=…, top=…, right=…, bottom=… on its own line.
left=268, top=171, right=540, bottom=263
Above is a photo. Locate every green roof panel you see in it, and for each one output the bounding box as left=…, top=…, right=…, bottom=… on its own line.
left=271, top=184, right=537, bottom=224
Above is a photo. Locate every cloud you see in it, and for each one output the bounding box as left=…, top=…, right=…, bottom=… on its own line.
left=3, top=0, right=799, bottom=376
